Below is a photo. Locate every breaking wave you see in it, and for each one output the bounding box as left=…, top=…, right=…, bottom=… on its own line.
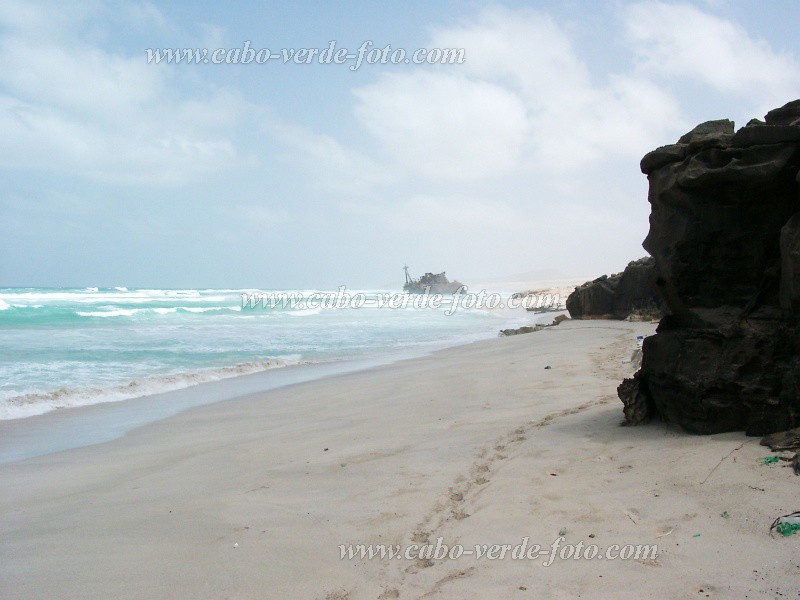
left=0, top=356, right=304, bottom=420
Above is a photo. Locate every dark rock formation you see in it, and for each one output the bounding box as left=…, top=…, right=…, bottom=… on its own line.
left=623, top=99, right=800, bottom=435
left=499, top=325, right=542, bottom=336
left=566, top=257, right=665, bottom=320
left=761, top=426, right=800, bottom=452
left=618, top=372, right=655, bottom=425
left=499, top=314, right=569, bottom=336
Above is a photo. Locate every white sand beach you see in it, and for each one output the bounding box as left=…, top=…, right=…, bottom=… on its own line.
left=1, top=320, right=797, bottom=599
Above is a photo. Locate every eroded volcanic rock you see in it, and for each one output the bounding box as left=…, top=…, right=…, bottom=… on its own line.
left=566, top=257, right=664, bottom=320
left=623, top=99, right=800, bottom=435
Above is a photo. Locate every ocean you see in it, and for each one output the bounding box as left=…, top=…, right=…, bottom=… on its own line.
left=0, top=286, right=541, bottom=420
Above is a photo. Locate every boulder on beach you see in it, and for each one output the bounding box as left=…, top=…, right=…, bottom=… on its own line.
left=499, top=325, right=542, bottom=336
left=566, top=257, right=665, bottom=321
left=622, top=99, right=800, bottom=435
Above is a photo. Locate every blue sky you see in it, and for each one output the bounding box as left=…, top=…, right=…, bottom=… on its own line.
left=0, top=0, right=798, bottom=289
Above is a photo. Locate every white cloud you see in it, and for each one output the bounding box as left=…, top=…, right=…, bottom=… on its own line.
left=0, top=0, right=93, bottom=40
left=0, top=1, right=244, bottom=186
left=228, top=204, right=291, bottom=231
left=0, top=36, right=163, bottom=121
left=429, top=6, right=589, bottom=108
left=2, top=1, right=797, bottom=283
left=348, top=1, right=796, bottom=188
left=369, top=194, right=527, bottom=234
left=267, top=121, right=395, bottom=194
left=625, top=1, right=800, bottom=110
left=353, top=72, right=528, bottom=181
left=352, top=6, right=684, bottom=181
left=121, top=1, right=167, bottom=30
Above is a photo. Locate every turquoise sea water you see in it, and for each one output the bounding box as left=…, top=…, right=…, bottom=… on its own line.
left=0, top=287, right=536, bottom=420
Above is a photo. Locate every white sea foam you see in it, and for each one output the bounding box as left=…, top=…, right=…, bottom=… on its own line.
left=75, top=305, right=242, bottom=317
left=76, top=309, right=141, bottom=317
left=286, top=307, right=322, bottom=317
left=0, top=355, right=304, bottom=420
left=0, top=300, right=9, bottom=310
left=180, top=306, right=241, bottom=313
left=0, top=289, right=231, bottom=304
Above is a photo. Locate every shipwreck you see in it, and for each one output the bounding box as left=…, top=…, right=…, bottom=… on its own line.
left=403, top=265, right=465, bottom=294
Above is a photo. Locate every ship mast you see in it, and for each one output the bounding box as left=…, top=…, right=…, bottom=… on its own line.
left=403, top=264, right=411, bottom=285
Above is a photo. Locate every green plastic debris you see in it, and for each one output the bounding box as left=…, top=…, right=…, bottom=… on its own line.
left=761, top=456, right=780, bottom=465
left=721, top=511, right=730, bottom=519
left=769, top=512, right=800, bottom=537
left=692, top=533, right=701, bottom=538
left=775, top=522, right=800, bottom=537
left=340, top=463, right=347, bottom=468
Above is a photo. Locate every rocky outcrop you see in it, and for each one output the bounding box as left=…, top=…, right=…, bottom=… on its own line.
left=499, top=314, right=569, bottom=336
left=499, top=325, right=543, bottom=336
left=566, top=257, right=665, bottom=320
left=622, top=99, right=800, bottom=435
left=618, top=372, right=654, bottom=425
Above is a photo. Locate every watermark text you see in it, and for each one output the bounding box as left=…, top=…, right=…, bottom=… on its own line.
left=146, top=40, right=466, bottom=71
left=241, top=287, right=561, bottom=316
left=340, top=536, right=658, bottom=566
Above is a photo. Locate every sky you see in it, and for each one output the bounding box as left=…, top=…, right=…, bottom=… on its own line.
left=0, top=0, right=798, bottom=289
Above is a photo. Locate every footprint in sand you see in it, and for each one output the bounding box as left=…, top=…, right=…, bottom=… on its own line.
left=637, top=558, right=661, bottom=567
left=655, top=524, right=675, bottom=537
left=474, top=476, right=489, bottom=485
left=681, top=512, right=699, bottom=522
left=411, top=531, right=430, bottom=543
